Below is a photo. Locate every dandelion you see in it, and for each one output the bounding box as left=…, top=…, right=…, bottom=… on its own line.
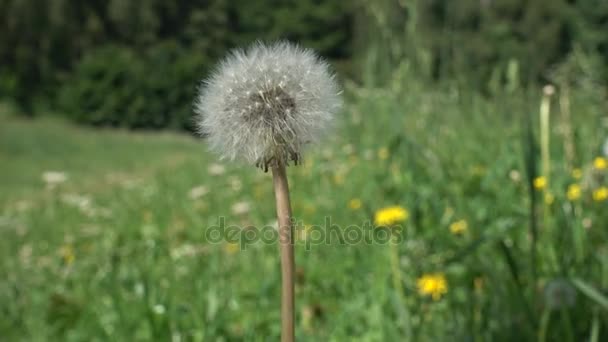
left=59, top=244, right=75, bottom=266
left=417, top=273, right=448, bottom=300
left=592, top=187, right=608, bottom=202
left=378, top=147, right=389, bottom=160
left=449, top=219, right=468, bottom=235
left=566, top=184, right=581, bottom=201
left=544, top=279, right=576, bottom=310
left=533, top=176, right=547, bottom=190
left=195, top=41, right=341, bottom=342
left=348, top=198, right=362, bottom=210
left=374, top=206, right=409, bottom=226
left=571, top=168, right=582, bottom=180
left=594, top=157, right=607, bottom=170
left=195, top=41, right=341, bottom=169
left=509, top=170, right=521, bottom=183
left=224, top=242, right=240, bottom=254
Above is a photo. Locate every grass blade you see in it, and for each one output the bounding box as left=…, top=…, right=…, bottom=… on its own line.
left=572, top=278, right=608, bottom=310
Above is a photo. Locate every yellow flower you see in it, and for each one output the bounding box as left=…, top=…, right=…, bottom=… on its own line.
left=378, top=147, right=389, bottom=160
left=571, top=168, right=582, bottom=180
left=533, top=176, right=547, bottom=190
left=333, top=172, right=345, bottom=185
left=544, top=192, right=555, bottom=205
left=566, top=184, right=581, bottom=201
left=223, top=242, right=240, bottom=254
left=59, top=244, right=75, bottom=265
left=374, top=206, right=409, bottom=226
left=592, top=187, right=608, bottom=202
left=417, top=273, right=448, bottom=300
left=348, top=198, right=362, bottom=210
left=449, top=219, right=468, bottom=235
left=594, top=157, right=607, bottom=170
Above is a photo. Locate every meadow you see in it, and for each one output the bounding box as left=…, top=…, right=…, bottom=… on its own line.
left=1, top=80, right=607, bottom=341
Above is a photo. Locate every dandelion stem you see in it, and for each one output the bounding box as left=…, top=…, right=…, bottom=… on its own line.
left=272, top=163, right=295, bottom=342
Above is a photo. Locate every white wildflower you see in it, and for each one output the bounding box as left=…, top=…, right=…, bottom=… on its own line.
left=42, top=171, right=68, bottom=187
left=188, top=185, right=209, bottom=200
left=208, top=163, right=226, bottom=176
left=153, top=304, right=166, bottom=315
left=231, top=201, right=251, bottom=215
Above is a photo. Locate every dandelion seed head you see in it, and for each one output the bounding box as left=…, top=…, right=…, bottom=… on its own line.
left=544, top=279, right=576, bottom=310
left=195, top=41, right=342, bottom=169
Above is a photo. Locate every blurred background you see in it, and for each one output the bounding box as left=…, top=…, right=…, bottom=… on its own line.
left=2, top=0, right=607, bottom=127
left=1, top=0, right=608, bottom=341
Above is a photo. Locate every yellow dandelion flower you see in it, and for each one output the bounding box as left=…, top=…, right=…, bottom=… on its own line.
left=333, top=172, right=345, bottom=185
left=223, top=242, right=240, bottom=254
left=449, top=219, right=468, bottom=235
left=594, top=157, right=607, bottom=170
left=533, top=176, right=547, bottom=190
left=544, top=192, right=555, bottom=205
left=417, top=273, right=448, bottom=300
left=59, top=245, right=75, bottom=265
left=571, top=168, right=582, bottom=180
left=374, top=206, right=409, bottom=226
left=378, top=147, right=389, bottom=160
left=348, top=198, right=362, bottom=210
left=566, top=184, right=581, bottom=201
left=592, top=187, right=608, bottom=202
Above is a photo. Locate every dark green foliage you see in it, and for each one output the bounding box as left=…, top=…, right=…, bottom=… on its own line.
left=58, top=43, right=206, bottom=130
left=1, top=0, right=607, bottom=127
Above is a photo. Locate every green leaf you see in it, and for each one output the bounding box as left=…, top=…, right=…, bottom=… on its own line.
left=572, top=278, right=608, bottom=310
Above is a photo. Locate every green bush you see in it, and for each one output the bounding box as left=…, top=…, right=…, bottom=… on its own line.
left=57, top=42, right=207, bottom=130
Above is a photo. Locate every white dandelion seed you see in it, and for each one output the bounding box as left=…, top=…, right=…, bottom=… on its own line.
left=195, top=41, right=342, bottom=170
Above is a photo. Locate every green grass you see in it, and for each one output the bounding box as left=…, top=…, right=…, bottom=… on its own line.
left=1, top=85, right=607, bottom=341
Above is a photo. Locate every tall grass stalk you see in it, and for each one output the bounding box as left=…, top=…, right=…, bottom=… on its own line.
left=389, top=237, right=411, bottom=339
left=540, top=85, right=554, bottom=186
